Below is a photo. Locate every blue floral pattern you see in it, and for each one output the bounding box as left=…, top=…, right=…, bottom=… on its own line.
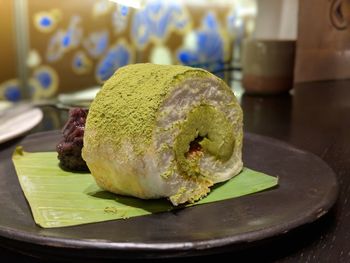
left=0, top=3, right=247, bottom=102
left=177, top=12, right=226, bottom=77
left=131, top=0, right=190, bottom=48
left=83, top=30, right=109, bottom=58
left=32, top=66, right=58, bottom=98
left=0, top=66, right=58, bottom=101
left=112, top=5, right=130, bottom=34
left=35, top=14, right=54, bottom=32
left=46, top=16, right=83, bottom=62
left=0, top=80, right=22, bottom=102
left=95, top=40, right=133, bottom=83
left=33, top=10, right=60, bottom=33
left=72, top=51, right=92, bottom=74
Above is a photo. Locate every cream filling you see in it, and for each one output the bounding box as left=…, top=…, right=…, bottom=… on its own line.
left=153, top=77, right=243, bottom=204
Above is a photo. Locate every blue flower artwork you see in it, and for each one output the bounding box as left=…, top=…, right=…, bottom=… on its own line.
left=72, top=51, right=92, bottom=74
left=120, top=5, right=129, bottom=17
left=46, top=30, right=65, bottom=62
left=4, top=86, right=21, bottom=102
left=4, top=85, right=21, bottom=102
left=131, top=0, right=190, bottom=49
left=37, top=72, right=51, bottom=89
left=177, top=12, right=226, bottom=78
left=32, top=66, right=58, bottom=98
left=0, top=67, right=58, bottom=101
left=112, top=5, right=130, bottom=34
left=95, top=40, right=133, bottom=83
left=40, top=16, right=52, bottom=27
left=83, top=31, right=109, bottom=58
left=33, top=10, right=60, bottom=33
left=46, top=16, right=83, bottom=62
left=0, top=80, right=21, bottom=102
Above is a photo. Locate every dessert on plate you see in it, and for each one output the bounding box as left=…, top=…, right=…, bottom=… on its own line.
left=80, top=63, right=243, bottom=205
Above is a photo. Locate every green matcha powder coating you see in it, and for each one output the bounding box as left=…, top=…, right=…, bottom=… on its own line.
left=85, top=63, right=230, bottom=155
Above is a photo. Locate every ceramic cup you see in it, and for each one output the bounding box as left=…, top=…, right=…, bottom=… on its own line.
left=241, top=39, right=296, bottom=95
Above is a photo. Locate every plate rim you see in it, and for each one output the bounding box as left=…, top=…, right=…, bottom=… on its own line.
left=0, top=131, right=339, bottom=256
left=0, top=108, right=43, bottom=144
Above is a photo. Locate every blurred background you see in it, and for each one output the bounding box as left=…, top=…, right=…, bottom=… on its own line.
left=3, top=1, right=350, bottom=261
left=0, top=0, right=299, bottom=103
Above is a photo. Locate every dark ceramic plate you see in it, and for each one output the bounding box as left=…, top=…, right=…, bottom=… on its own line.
left=0, top=131, right=338, bottom=259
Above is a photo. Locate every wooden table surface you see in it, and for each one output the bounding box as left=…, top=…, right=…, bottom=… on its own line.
left=1, top=80, right=350, bottom=262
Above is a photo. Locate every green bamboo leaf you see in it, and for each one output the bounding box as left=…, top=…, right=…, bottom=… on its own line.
left=12, top=148, right=278, bottom=228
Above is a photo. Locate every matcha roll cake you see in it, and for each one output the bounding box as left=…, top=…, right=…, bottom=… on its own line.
left=82, top=63, right=243, bottom=205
